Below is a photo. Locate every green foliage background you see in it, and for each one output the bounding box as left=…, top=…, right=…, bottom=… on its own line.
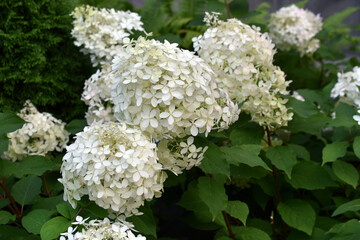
left=1, top=0, right=360, bottom=239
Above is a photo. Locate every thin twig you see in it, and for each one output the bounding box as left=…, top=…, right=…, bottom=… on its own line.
left=43, top=174, right=51, bottom=197
left=222, top=211, right=235, bottom=239
left=0, top=179, right=21, bottom=219
left=224, top=0, right=233, bottom=19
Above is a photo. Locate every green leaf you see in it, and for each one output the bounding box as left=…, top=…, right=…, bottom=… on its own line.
left=65, top=119, right=87, bottom=134
left=0, top=112, right=25, bottom=153
left=278, top=199, right=316, bottom=235
left=324, top=7, right=359, bottom=29
left=11, top=156, right=56, bottom=178
left=233, top=226, right=271, bottom=240
left=286, top=97, right=319, bottom=118
left=287, top=113, right=331, bottom=136
left=287, top=162, right=337, bottom=190
left=22, top=209, right=54, bottom=234
left=226, top=201, right=249, bottom=225
left=40, top=217, right=71, bottom=240
left=199, top=140, right=230, bottom=177
left=266, top=146, right=297, bottom=178
left=288, top=144, right=310, bottom=161
left=11, top=175, right=42, bottom=206
left=127, top=205, right=157, bottom=238
left=222, top=145, right=271, bottom=171
left=295, top=0, right=309, bottom=8
left=229, top=124, right=263, bottom=145
left=353, top=136, right=360, bottom=159
left=331, top=102, right=358, bottom=128
left=32, top=195, right=64, bottom=210
left=0, top=159, right=15, bottom=177
left=0, top=210, right=15, bottom=224
left=81, top=201, right=108, bottom=218
left=332, top=160, right=359, bottom=188
left=322, top=141, right=349, bottom=165
left=0, top=198, right=10, bottom=210
left=332, top=199, right=360, bottom=217
left=327, top=219, right=360, bottom=238
left=56, top=202, right=79, bottom=220
left=0, top=112, right=25, bottom=136
left=197, top=176, right=228, bottom=221
left=0, top=225, right=40, bottom=240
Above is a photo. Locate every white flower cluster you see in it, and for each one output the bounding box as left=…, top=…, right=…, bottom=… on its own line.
left=110, top=36, right=240, bottom=139
left=71, top=5, right=144, bottom=66
left=60, top=122, right=167, bottom=217
left=268, top=4, right=322, bottom=56
left=193, top=13, right=292, bottom=129
left=331, top=66, right=360, bottom=107
left=82, top=64, right=116, bottom=124
left=157, top=137, right=208, bottom=175
left=5, top=100, right=69, bottom=161
left=60, top=216, right=145, bottom=240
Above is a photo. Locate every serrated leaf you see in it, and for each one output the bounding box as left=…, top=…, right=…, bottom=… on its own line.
left=199, top=140, right=230, bottom=177
left=0, top=112, right=25, bottom=136
left=11, top=175, right=42, bottom=206
left=324, top=7, right=359, bottom=29
left=40, top=217, right=71, bottom=240
left=288, top=144, right=310, bottom=161
left=0, top=210, right=15, bottom=224
left=0, top=225, right=40, bottom=240
left=127, top=205, right=157, bottom=238
left=56, top=202, right=79, bottom=219
left=327, top=219, right=360, bottom=238
left=65, top=119, right=87, bottom=134
left=0, top=198, right=10, bottom=210
left=229, top=124, right=263, bottom=145
left=22, top=209, right=54, bottom=234
left=278, top=199, right=316, bottom=235
left=331, top=102, right=358, bottom=128
left=332, top=199, right=360, bottom=217
left=197, top=176, right=227, bottom=221
left=286, top=97, right=319, bottom=118
left=332, top=160, right=359, bottom=188
left=11, top=156, right=56, bottom=178
left=322, top=141, right=349, bottom=165
left=222, top=145, right=271, bottom=171
left=287, top=162, right=337, bottom=190
left=233, top=226, right=271, bottom=240
left=295, top=0, right=309, bottom=8
left=266, top=146, right=297, bottom=178
left=287, top=113, right=331, bottom=136
left=353, top=136, right=360, bottom=159
left=226, top=201, right=249, bottom=225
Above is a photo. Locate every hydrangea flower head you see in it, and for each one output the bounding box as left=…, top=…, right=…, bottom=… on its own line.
left=193, top=13, right=292, bottom=129
left=5, top=100, right=69, bottom=161
left=82, top=64, right=116, bottom=124
left=110, top=36, right=240, bottom=139
left=60, top=216, right=146, bottom=240
left=268, top=4, right=322, bottom=55
left=71, top=5, right=144, bottom=66
left=59, top=122, right=167, bottom=217
left=331, top=66, right=360, bottom=107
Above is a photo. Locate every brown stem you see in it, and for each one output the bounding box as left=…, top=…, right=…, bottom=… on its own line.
left=0, top=179, right=21, bottom=220
left=43, top=174, right=51, bottom=197
left=0, top=192, right=18, bottom=216
left=224, top=0, right=233, bottom=18
left=222, top=211, right=235, bottom=239
left=265, top=127, right=287, bottom=239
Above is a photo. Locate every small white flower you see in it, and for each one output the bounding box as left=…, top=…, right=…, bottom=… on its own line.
left=59, top=122, right=166, bottom=217
left=5, top=100, right=69, bottom=161
left=268, top=5, right=322, bottom=55
left=71, top=5, right=144, bottom=66
left=331, top=66, right=360, bottom=108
